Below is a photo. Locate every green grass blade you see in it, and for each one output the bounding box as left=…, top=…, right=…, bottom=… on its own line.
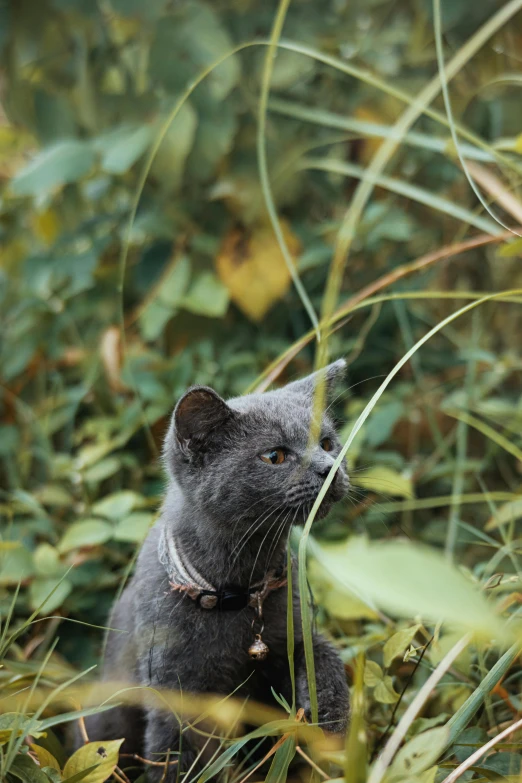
left=344, top=654, right=367, bottom=783
left=301, top=157, right=501, bottom=235
left=433, top=0, right=521, bottom=236
left=257, top=0, right=320, bottom=339
left=445, top=642, right=522, bottom=748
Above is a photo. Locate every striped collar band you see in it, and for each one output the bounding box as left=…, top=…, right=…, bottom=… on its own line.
left=158, top=524, right=287, bottom=611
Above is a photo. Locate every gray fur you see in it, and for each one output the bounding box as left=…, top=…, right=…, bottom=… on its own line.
left=81, top=360, right=350, bottom=778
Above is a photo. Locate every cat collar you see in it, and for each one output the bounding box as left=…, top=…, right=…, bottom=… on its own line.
left=158, top=524, right=287, bottom=660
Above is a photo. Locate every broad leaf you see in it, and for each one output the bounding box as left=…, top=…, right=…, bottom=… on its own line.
left=216, top=223, right=299, bottom=322
left=353, top=466, right=414, bottom=499
left=62, top=739, right=124, bottom=783
left=58, top=520, right=113, bottom=553
left=315, top=537, right=509, bottom=641
left=384, top=625, right=422, bottom=668
left=182, top=272, right=229, bottom=318
left=92, top=490, right=142, bottom=520
left=388, top=727, right=449, bottom=778
left=29, top=577, right=73, bottom=614
left=11, top=141, right=95, bottom=196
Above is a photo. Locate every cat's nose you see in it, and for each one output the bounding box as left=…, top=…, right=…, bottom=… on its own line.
left=313, top=453, right=336, bottom=479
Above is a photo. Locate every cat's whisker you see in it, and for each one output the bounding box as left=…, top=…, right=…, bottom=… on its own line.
left=228, top=498, right=282, bottom=559
left=227, top=500, right=284, bottom=571
left=247, top=507, right=289, bottom=586
left=229, top=493, right=278, bottom=539
left=264, top=507, right=296, bottom=574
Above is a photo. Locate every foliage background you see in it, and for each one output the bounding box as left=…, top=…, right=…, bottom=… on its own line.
left=2, top=0, right=522, bottom=780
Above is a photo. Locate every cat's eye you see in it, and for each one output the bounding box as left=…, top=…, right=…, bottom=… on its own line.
left=260, top=448, right=286, bottom=465
left=321, top=437, right=333, bottom=452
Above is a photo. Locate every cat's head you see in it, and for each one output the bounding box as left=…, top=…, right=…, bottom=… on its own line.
left=163, top=360, right=349, bottom=530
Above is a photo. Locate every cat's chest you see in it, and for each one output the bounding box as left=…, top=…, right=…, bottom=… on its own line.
left=158, top=588, right=295, bottom=655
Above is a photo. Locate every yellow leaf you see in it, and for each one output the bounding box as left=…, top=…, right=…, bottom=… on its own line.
left=514, top=133, right=522, bottom=154
left=63, top=739, right=124, bottom=783
left=0, top=541, right=21, bottom=551
left=353, top=466, right=414, bottom=499
left=215, top=221, right=300, bottom=322
left=485, top=497, right=522, bottom=530
left=354, top=107, right=384, bottom=164
left=498, top=237, right=522, bottom=257
left=30, top=744, right=61, bottom=772
left=100, top=326, right=127, bottom=392
left=32, top=208, right=60, bottom=246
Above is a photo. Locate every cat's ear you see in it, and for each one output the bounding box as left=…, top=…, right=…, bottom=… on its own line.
left=170, top=386, right=235, bottom=459
left=285, top=359, right=346, bottom=401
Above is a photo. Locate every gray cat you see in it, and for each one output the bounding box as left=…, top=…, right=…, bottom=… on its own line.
left=82, top=360, right=350, bottom=779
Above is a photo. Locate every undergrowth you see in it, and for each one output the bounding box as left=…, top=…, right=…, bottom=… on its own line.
left=1, top=0, right=522, bottom=781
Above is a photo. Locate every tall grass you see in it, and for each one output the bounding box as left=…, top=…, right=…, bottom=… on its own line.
left=2, top=1, right=522, bottom=782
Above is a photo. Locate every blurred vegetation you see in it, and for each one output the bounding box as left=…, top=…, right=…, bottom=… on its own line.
left=2, top=0, right=522, bottom=780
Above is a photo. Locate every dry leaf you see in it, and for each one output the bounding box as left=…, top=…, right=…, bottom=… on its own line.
left=215, top=221, right=300, bottom=322
left=32, top=208, right=59, bottom=246
left=100, top=326, right=126, bottom=392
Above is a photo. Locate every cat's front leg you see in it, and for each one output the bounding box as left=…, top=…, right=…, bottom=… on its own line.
left=143, top=708, right=199, bottom=783
left=295, top=634, right=349, bottom=735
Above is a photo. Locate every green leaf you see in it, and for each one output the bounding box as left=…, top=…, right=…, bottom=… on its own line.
left=57, top=520, right=113, bottom=553
left=139, top=256, right=191, bottom=341
left=109, top=0, right=169, bottom=19
left=374, top=675, right=400, bottom=704
left=62, top=739, right=124, bottom=783
left=83, top=457, right=121, bottom=484
left=357, top=400, right=403, bottom=448
left=96, top=124, right=153, bottom=175
left=182, top=272, right=229, bottom=318
left=150, top=103, right=198, bottom=192
left=388, top=727, right=449, bottom=778
left=11, top=141, right=96, bottom=196
left=149, top=2, right=239, bottom=99
left=91, top=490, right=142, bottom=520
left=7, top=754, right=51, bottom=783
left=315, top=537, right=509, bottom=641
left=61, top=765, right=105, bottom=783
left=187, top=100, right=237, bottom=180
left=364, top=660, right=383, bottom=687
left=388, top=766, right=438, bottom=783
left=33, top=543, right=68, bottom=578
left=0, top=544, right=34, bottom=585
left=354, top=466, right=414, bottom=499
left=0, top=713, right=45, bottom=745
left=35, top=484, right=74, bottom=508
left=29, top=577, right=73, bottom=614
left=308, top=558, right=378, bottom=620
left=113, top=512, right=155, bottom=543
left=384, top=625, right=422, bottom=668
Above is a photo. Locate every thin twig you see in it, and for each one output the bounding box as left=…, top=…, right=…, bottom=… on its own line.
left=78, top=716, right=89, bottom=744
left=120, top=754, right=179, bottom=767
left=113, top=769, right=129, bottom=783
left=253, top=231, right=515, bottom=392
left=371, top=636, right=433, bottom=760
left=441, top=716, right=522, bottom=783
left=236, top=734, right=289, bottom=783
left=295, top=745, right=329, bottom=779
